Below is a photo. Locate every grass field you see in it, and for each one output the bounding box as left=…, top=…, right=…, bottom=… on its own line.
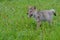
left=0, top=0, right=60, bottom=40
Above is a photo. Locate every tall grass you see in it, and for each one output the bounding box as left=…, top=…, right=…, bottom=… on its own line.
left=0, top=0, right=60, bottom=40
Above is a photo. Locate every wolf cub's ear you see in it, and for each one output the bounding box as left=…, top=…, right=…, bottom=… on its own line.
left=33, top=6, right=36, bottom=9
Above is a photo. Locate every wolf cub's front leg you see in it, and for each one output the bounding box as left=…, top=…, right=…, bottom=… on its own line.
left=36, top=16, right=41, bottom=29
left=36, top=21, right=41, bottom=29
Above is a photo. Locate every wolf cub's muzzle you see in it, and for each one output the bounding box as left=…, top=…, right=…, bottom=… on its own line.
left=27, top=13, right=33, bottom=17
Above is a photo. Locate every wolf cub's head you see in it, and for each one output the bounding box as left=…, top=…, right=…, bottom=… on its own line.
left=27, top=6, right=36, bottom=17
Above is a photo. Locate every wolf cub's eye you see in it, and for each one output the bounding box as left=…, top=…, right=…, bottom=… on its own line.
left=37, top=16, right=40, bottom=18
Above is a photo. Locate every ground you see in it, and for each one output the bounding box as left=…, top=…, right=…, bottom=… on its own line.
left=0, top=0, right=60, bottom=40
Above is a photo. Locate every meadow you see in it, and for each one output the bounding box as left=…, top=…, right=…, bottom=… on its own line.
left=0, top=0, right=60, bottom=40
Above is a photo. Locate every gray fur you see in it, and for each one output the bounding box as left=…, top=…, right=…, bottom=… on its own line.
left=27, top=6, right=56, bottom=28
left=33, top=9, right=56, bottom=21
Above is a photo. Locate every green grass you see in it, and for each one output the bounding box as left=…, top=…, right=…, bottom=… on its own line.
left=0, top=0, right=60, bottom=40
